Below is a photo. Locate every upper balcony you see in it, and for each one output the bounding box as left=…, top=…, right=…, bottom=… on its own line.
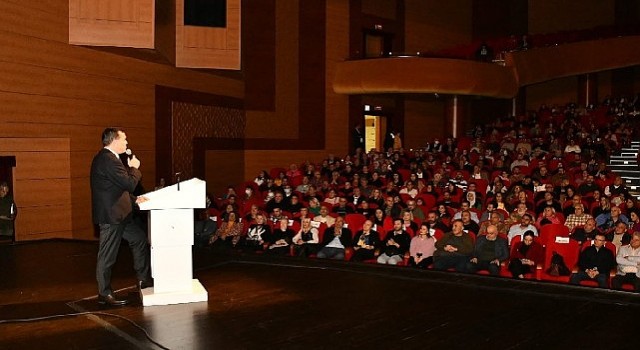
left=333, top=35, right=640, bottom=99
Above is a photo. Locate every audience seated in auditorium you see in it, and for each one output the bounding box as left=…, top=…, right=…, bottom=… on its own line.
left=241, top=213, right=271, bottom=251
left=405, top=199, right=425, bottom=220
left=203, top=93, right=640, bottom=291
left=508, top=230, right=544, bottom=279
left=611, top=231, right=640, bottom=292
left=508, top=213, right=538, bottom=244
left=409, top=223, right=436, bottom=269
left=597, top=206, right=628, bottom=232
left=333, top=197, right=355, bottom=217
left=606, top=222, right=632, bottom=253
left=351, top=220, right=380, bottom=262
left=266, top=218, right=294, bottom=255
left=570, top=218, right=600, bottom=243
left=209, top=211, right=243, bottom=247
left=478, top=212, right=508, bottom=237
left=194, top=209, right=216, bottom=248
left=564, top=204, right=593, bottom=231
left=313, top=206, right=336, bottom=227
left=535, top=206, right=563, bottom=229
left=425, top=210, right=450, bottom=233
left=453, top=201, right=480, bottom=223
left=292, top=218, right=319, bottom=257
left=377, top=218, right=411, bottom=265
left=569, top=232, right=616, bottom=288
left=467, top=224, right=509, bottom=275
left=269, top=207, right=288, bottom=224
left=460, top=210, right=480, bottom=235
left=317, top=216, right=352, bottom=260
left=433, top=220, right=474, bottom=272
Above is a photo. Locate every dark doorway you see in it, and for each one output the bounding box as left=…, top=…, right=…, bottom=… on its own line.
left=0, top=156, right=16, bottom=189
left=363, top=29, right=393, bottom=58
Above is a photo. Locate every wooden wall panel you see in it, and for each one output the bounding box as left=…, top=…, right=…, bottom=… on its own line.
left=70, top=177, right=96, bottom=240
left=69, top=0, right=155, bottom=48
left=0, top=62, right=152, bottom=106
left=17, top=205, right=73, bottom=241
left=324, top=0, right=351, bottom=155
left=404, top=0, right=473, bottom=53
left=244, top=0, right=298, bottom=139
left=273, top=0, right=299, bottom=138
left=14, top=179, right=71, bottom=207
left=0, top=30, right=243, bottom=99
left=12, top=153, right=70, bottom=180
left=0, top=138, right=72, bottom=241
left=243, top=0, right=275, bottom=111
left=0, top=92, right=154, bottom=128
left=596, top=71, right=613, bottom=102
left=0, top=1, right=68, bottom=43
left=175, top=0, right=241, bottom=69
left=243, top=0, right=326, bottom=152
left=361, top=0, right=397, bottom=19
left=205, top=150, right=244, bottom=196
left=404, top=97, right=446, bottom=150
left=529, top=0, right=615, bottom=34
left=525, top=76, right=579, bottom=110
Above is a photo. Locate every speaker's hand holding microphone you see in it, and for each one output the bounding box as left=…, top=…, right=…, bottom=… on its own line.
left=125, top=149, right=141, bottom=169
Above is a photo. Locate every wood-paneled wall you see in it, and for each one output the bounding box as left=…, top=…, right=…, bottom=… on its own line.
left=525, top=76, right=579, bottom=110
left=243, top=0, right=338, bottom=180
left=404, top=0, right=473, bottom=53
left=529, top=0, right=615, bottom=34
left=404, top=97, right=446, bottom=150
left=0, top=138, right=71, bottom=241
left=0, top=1, right=242, bottom=240
left=69, top=0, right=155, bottom=48
left=175, top=0, right=241, bottom=69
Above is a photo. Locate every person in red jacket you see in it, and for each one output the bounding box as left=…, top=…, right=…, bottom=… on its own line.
left=508, top=230, right=544, bottom=279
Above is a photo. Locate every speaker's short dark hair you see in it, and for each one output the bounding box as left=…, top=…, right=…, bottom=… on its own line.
left=102, top=128, right=123, bottom=146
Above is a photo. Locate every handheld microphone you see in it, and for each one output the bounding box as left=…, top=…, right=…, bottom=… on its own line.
left=125, top=148, right=133, bottom=159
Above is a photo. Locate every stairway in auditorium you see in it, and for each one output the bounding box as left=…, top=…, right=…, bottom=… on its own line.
left=609, top=140, right=640, bottom=199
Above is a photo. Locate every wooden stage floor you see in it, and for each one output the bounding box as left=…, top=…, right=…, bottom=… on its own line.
left=0, top=240, right=638, bottom=349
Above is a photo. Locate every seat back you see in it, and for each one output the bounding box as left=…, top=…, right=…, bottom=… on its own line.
left=345, top=213, right=367, bottom=233
left=419, top=193, right=437, bottom=211
left=543, top=239, right=581, bottom=271
left=539, top=223, right=570, bottom=247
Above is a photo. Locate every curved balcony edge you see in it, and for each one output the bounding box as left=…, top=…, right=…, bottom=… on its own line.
left=333, top=36, right=640, bottom=99
left=506, top=35, right=640, bottom=86
left=333, top=57, right=519, bottom=98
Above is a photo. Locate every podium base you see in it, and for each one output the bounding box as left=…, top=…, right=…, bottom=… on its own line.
left=140, top=279, right=208, bottom=306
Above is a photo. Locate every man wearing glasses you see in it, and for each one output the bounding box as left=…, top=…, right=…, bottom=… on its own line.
left=569, top=232, right=616, bottom=288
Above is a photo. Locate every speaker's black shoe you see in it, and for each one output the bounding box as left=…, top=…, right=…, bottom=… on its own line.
left=98, top=294, right=129, bottom=306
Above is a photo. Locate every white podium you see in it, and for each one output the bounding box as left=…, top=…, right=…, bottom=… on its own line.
left=138, top=178, right=209, bottom=306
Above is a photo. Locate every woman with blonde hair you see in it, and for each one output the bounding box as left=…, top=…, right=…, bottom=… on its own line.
left=292, top=218, right=319, bottom=257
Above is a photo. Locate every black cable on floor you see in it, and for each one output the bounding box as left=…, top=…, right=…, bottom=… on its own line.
left=0, top=311, right=170, bottom=350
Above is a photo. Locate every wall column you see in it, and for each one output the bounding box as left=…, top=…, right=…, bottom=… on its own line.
left=578, top=73, right=598, bottom=107
left=445, top=95, right=466, bottom=138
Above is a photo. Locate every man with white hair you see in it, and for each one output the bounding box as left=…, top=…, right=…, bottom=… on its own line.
left=611, top=231, right=640, bottom=292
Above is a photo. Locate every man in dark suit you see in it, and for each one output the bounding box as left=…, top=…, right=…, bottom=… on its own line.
left=91, top=128, right=151, bottom=306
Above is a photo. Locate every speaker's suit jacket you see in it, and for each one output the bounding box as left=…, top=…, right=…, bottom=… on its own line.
left=90, top=148, right=142, bottom=225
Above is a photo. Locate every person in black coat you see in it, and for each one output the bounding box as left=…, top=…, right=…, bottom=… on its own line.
left=90, top=128, right=151, bottom=306
left=569, top=232, right=616, bottom=288
left=316, top=216, right=353, bottom=260
left=350, top=220, right=380, bottom=262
